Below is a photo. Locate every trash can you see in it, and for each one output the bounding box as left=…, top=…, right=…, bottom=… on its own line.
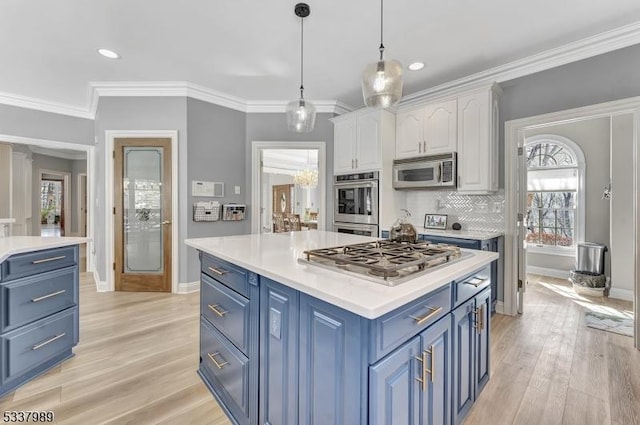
left=575, top=242, right=607, bottom=275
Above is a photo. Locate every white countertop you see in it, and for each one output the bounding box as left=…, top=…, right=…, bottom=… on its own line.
left=0, top=219, right=16, bottom=224
left=185, top=231, right=498, bottom=319
left=0, top=236, right=89, bottom=263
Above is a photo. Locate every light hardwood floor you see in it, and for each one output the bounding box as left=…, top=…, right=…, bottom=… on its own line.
left=0, top=273, right=637, bottom=424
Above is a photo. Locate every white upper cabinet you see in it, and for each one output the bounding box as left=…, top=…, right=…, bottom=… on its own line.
left=395, top=99, right=457, bottom=159
left=333, top=109, right=393, bottom=174
left=457, top=86, right=500, bottom=194
left=423, top=99, right=457, bottom=154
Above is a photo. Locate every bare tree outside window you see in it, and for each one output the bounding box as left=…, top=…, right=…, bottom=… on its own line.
left=526, top=142, right=578, bottom=248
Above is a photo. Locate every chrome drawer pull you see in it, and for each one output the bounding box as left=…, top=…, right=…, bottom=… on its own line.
left=207, top=352, right=228, bottom=369
left=473, top=305, right=485, bottom=333
left=32, top=289, right=66, bottom=303
left=32, top=255, right=66, bottom=265
left=208, top=266, right=228, bottom=276
left=464, top=277, right=488, bottom=287
left=426, top=346, right=435, bottom=383
left=32, top=333, right=66, bottom=350
left=208, top=304, right=228, bottom=318
left=410, top=306, right=443, bottom=325
left=415, top=351, right=427, bottom=391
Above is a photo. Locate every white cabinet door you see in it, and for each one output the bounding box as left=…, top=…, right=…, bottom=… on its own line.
left=457, top=91, right=491, bottom=193
left=333, top=119, right=357, bottom=174
left=355, top=112, right=382, bottom=171
left=424, top=99, right=457, bottom=154
left=395, top=109, right=423, bottom=159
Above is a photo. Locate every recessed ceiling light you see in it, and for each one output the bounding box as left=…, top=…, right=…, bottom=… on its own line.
left=97, top=48, right=120, bottom=59
left=408, top=62, right=425, bottom=71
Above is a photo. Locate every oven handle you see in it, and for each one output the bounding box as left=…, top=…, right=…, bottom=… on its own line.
left=334, top=181, right=378, bottom=188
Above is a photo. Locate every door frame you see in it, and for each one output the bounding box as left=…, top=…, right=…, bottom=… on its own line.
left=77, top=172, right=87, bottom=236
left=0, top=134, right=95, bottom=273
left=251, top=141, right=327, bottom=234
left=39, top=169, right=71, bottom=236
left=504, top=96, right=640, bottom=349
left=105, top=131, right=179, bottom=293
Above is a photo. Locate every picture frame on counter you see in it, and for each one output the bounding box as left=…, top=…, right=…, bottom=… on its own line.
left=425, top=213, right=447, bottom=230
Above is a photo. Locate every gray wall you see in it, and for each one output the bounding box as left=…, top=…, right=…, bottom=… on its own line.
left=31, top=153, right=86, bottom=237
left=525, top=117, right=611, bottom=274
left=610, top=114, right=634, bottom=296
left=186, top=98, right=247, bottom=282
left=0, top=104, right=94, bottom=145
left=499, top=43, right=640, bottom=188
left=245, top=112, right=335, bottom=229
left=94, top=97, right=188, bottom=283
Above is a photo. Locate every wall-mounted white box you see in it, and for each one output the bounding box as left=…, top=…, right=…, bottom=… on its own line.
left=192, top=181, right=224, bottom=197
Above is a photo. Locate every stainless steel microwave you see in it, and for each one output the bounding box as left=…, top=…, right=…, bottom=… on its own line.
left=392, top=153, right=457, bottom=189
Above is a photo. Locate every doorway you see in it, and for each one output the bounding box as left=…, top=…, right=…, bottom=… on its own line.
left=251, top=142, right=327, bottom=234
left=78, top=173, right=87, bottom=236
left=39, top=170, right=71, bottom=237
left=504, top=97, right=640, bottom=348
left=114, top=138, right=172, bottom=292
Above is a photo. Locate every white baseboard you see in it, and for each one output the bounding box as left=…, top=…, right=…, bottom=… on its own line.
left=609, top=287, right=634, bottom=301
left=495, top=301, right=505, bottom=315
left=526, top=266, right=571, bottom=280
left=177, top=281, right=200, bottom=294
left=93, top=269, right=110, bottom=292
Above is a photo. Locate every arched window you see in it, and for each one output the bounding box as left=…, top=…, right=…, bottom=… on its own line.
left=525, top=135, right=585, bottom=253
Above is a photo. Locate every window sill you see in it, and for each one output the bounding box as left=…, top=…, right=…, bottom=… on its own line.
left=526, top=244, right=575, bottom=257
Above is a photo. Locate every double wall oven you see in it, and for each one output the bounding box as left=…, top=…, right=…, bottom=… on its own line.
left=333, top=171, right=379, bottom=237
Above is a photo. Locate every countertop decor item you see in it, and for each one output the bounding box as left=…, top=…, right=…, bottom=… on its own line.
left=389, top=208, right=418, bottom=243
left=452, top=222, right=462, bottom=230
left=286, top=3, right=316, bottom=133
left=425, top=213, right=448, bottom=230
left=361, top=0, right=403, bottom=108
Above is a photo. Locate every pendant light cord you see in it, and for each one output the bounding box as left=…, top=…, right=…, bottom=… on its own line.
left=300, top=16, right=305, bottom=99
left=379, top=0, right=385, bottom=60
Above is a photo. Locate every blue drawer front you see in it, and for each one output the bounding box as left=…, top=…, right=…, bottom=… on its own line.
left=2, top=246, right=78, bottom=282
left=2, top=267, right=78, bottom=332
left=201, top=274, right=250, bottom=354
left=200, top=317, right=250, bottom=422
left=453, top=265, right=491, bottom=308
left=2, top=307, right=78, bottom=382
left=201, top=253, right=249, bottom=298
left=370, top=285, right=451, bottom=362
left=419, top=235, right=481, bottom=250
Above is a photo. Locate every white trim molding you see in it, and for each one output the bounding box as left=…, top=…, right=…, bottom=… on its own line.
left=610, top=288, right=634, bottom=302
left=495, top=301, right=505, bottom=315
left=104, top=130, right=180, bottom=293
left=177, top=281, right=200, bottom=294
left=93, top=270, right=109, bottom=292
left=0, top=90, right=94, bottom=119
left=526, top=266, right=571, bottom=280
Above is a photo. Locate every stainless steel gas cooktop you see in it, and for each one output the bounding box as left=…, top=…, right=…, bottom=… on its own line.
left=299, top=239, right=470, bottom=286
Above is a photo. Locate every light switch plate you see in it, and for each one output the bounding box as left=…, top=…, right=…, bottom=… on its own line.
left=234, top=185, right=241, bottom=195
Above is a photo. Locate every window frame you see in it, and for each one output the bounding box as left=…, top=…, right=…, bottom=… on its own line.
left=524, top=134, right=586, bottom=256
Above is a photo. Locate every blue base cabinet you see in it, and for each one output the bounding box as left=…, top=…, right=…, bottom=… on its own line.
left=196, top=251, right=492, bottom=425
left=0, top=245, right=80, bottom=399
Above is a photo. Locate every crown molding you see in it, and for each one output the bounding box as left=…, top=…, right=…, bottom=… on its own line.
left=399, top=21, right=640, bottom=109
left=0, top=91, right=94, bottom=119
left=2, top=21, right=640, bottom=120
left=29, top=145, right=87, bottom=161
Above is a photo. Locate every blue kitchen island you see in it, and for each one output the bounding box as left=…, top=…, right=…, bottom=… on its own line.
left=185, top=231, right=498, bottom=425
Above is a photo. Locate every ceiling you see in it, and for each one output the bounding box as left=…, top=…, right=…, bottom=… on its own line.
left=2, top=1, right=640, bottom=112
left=262, top=149, right=318, bottom=175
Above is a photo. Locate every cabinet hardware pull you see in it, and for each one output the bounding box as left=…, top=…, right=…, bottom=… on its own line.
left=464, top=277, right=489, bottom=287
left=32, top=333, right=66, bottom=350
left=208, top=266, right=228, bottom=276
left=410, top=306, right=443, bottom=325
left=415, top=350, right=427, bottom=391
left=32, top=289, right=66, bottom=303
left=426, top=346, right=435, bottom=383
left=351, top=159, right=354, bottom=168
left=355, top=158, right=358, bottom=168
left=478, top=305, right=484, bottom=332
left=208, top=304, right=228, bottom=317
left=207, top=352, right=228, bottom=369
left=32, top=255, right=66, bottom=264
left=423, top=141, right=426, bottom=153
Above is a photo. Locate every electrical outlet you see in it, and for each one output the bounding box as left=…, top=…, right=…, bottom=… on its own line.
left=492, top=201, right=502, bottom=213
left=234, top=185, right=241, bottom=195
left=477, top=204, right=488, bottom=212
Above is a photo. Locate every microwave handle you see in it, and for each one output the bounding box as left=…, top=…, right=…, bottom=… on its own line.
left=437, top=163, right=442, bottom=183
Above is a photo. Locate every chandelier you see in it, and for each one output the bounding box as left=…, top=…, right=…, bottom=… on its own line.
left=293, top=168, right=318, bottom=189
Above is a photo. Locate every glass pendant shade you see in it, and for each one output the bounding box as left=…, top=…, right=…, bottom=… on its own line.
left=286, top=98, right=316, bottom=133
left=361, top=58, right=403, bottom=108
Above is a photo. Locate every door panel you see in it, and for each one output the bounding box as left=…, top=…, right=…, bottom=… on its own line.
left=114, top=138, right=172, bottom=292
left=452, top=299, right=475, bottom=425
left=420, top=317, right=451, bottom=425
left=475, top=289, right=491, bottom=395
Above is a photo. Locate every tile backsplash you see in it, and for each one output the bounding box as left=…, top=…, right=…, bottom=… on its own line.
left=404, top=190, right=505, bottom=233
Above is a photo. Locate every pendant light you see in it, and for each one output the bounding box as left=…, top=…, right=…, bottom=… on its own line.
left=361, top=0, right=403, bottom=108
left=286, top=3, right=316, bottom=133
